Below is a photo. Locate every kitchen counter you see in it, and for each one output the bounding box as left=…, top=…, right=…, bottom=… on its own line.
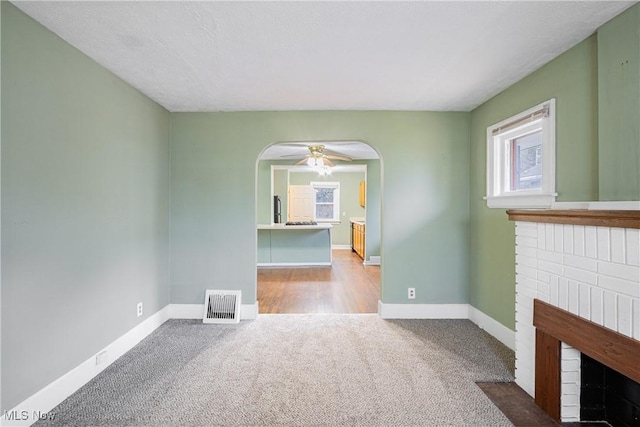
left=257, top=224, right=332, bottom=266
left=349, top=217, right=365, bottom=225
left=257, top=223, right=332, bottom=230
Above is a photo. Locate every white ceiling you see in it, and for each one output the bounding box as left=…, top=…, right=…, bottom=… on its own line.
left=12, top=0, right=636, bottom=113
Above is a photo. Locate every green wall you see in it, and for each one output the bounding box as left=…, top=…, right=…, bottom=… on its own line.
left=469, top=36, right=599, bottom=329
left=171, top=111, right=470, bottom=305
left=469, top=3, right=640, bottom=330
left=1, top=3, right=170, bottom=411
left=598, top=4, right=640, bottom=200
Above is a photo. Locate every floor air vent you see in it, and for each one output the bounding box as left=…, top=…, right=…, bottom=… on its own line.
left=203, top=290, right=241, bottom=324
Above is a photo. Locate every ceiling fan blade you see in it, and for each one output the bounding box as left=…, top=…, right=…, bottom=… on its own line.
left=278, top=154, right=307, bottom=159
left=295, top=158, right=309, bottom=165
left=323, top=157, right=336, bottom=167
left=325, top=154, right=352, bottom=162
left=277, top=142, right=313, bottom=147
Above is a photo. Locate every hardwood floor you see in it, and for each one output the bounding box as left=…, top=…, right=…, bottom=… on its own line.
left=257, top=249, right=380, bottom=314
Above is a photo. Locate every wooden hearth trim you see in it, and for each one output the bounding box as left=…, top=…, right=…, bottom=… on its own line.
left=533, top=299, right=640, bottom=385
left=507, top=209, right=640, bottom=229
left=534, top=329, right=561, bottom=421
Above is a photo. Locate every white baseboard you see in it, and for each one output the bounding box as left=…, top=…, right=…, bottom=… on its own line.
left=467, top=305, right=515, bottom=351
left=169, top=303, right=258, bottom=320
left=331, top=245, right=351, bottom=250
left=378, top=302, right=515, bottom=351
left=367, top=256, right=381, bottom=265
left=2, top=305, right=172, bottom=427
left=2, top=302, right=259, bottom=427
left=378, top=301, right=469, bottom=319
left=5, top=300, right=511, bottom=427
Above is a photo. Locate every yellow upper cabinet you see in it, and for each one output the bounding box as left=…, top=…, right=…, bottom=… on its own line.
left=359, top=181, right=366, bottom=207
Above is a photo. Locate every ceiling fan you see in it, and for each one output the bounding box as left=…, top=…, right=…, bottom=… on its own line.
left=286, top=144, right=353, bottom=167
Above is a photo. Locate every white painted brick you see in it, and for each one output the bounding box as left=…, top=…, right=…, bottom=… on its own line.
left=633, top=299, right=640, bottom=340
left=561, top=405, right=580, bottom=421
left=563, top=359, right=580, bottom=371
left=617, top=295, right=633, bottom=338
left=626, top=229, right=640, bottom=266
left=561, top=384, right=580, bottom=396
left=585, top=226, right=598, bottom=259
left=573, top=225, right=585, bottom=257
left=549, top=275, right=559, bottom=306
left=597, top=227, right=611, bottom=261
left=590, top=287, right=603, bottom=325
left=516, top=235, right=538, bottom=248
left=564, top=253, right=598, bottom=272
left=537, top=249, right=564, bottom=264
left=562, top=371, right=580, bottom=383
left=515, top=291, right=533, bottom=309
left=516, top=264, right=538, bottom=281
left=554, top=224, right=564, bottom=253
left=516, top=274, right=538, bottom=294
left=516, top=253, right=537, bottom=268
left=558, top=277, right=569, bottom=310
left=598, top=261, right=640, bottom=282
left=538, top=271, right=550, bottom=284
left=563, top=225, right=574, bottom=254
left=610, top=228, right=626, bottom=264
left=561, top=342, right=573, bottom=349
left=520, top=285, right=539, bottom=299
left=561, top=346, right=580, bottom=359
left=568, top=281, right=579, bottom=315
left=516, top=245, right=537, bottom=258
left=516, top=221, right=537, bottom=229
left=598, top=274, right=640, bottom=298
left=562, top=392, right=580, bottom=406
left=565, top=266, right=598, bottom=286
left=603, top=291, right=617, bottom=330
left=516, top=311, right=532, bottom=329
left=579, top=283, right=590, bottom=319
left=537, top=223, right=546, bottom=249
left=537, top=281, right=550, bottom=298
left=545, top=223, right=554, bottom=251
left=516, top=224, right=538, bottom=237
left=538, top=259, right=563, bottom=276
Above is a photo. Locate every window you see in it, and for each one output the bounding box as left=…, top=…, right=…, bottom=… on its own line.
left=485, top=99, right=557, bottom=208
left=311, top=182, right=340, bottom=222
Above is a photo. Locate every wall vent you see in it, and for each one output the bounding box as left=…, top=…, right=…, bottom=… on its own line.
left=203, top=290, right=241, bottom=324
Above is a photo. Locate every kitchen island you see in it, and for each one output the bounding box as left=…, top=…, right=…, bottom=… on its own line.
left=257, top=223, right=332, bottom=266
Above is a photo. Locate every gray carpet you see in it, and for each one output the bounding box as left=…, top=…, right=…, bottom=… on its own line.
left=37, top=315, right=515, bottom=426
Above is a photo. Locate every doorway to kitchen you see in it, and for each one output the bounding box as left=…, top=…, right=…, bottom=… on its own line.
left=256, top=141, right=382, bottom=314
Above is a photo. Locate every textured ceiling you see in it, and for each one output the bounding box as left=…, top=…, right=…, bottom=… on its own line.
left=12, top=1, right=636, bottom=113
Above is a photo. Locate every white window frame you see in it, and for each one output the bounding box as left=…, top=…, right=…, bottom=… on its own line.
left=310, top=181, right=340, bottom=222
left=485, top=98, right=557, bottom=208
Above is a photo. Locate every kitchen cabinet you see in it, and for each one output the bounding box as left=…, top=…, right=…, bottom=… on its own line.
left=359, top=181, right=366, bottom=207
left=351, top=221, right=365, bottom=259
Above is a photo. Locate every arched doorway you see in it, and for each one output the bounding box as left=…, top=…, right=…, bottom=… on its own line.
left=255, top=140, right=382, bottom=314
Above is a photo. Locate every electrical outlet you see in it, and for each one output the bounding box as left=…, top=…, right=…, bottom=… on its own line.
left=408, top=288, right=416, bottom=299
left=137, top=302, right=143, bottom=317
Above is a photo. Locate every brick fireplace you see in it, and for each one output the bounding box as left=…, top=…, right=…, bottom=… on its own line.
left=508, top=210, right=640, bottom=422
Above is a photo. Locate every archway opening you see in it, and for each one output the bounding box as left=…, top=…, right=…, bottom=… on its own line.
left=255, top=140, right=383, bottom=314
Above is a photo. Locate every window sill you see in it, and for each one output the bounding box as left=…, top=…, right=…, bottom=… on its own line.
left=484, top=193, right=557, bottom=209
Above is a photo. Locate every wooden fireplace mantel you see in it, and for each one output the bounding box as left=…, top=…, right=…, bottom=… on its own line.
left=507, top=209, right=640, bottom=229
left=533, top=299, right=640, bottom=421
